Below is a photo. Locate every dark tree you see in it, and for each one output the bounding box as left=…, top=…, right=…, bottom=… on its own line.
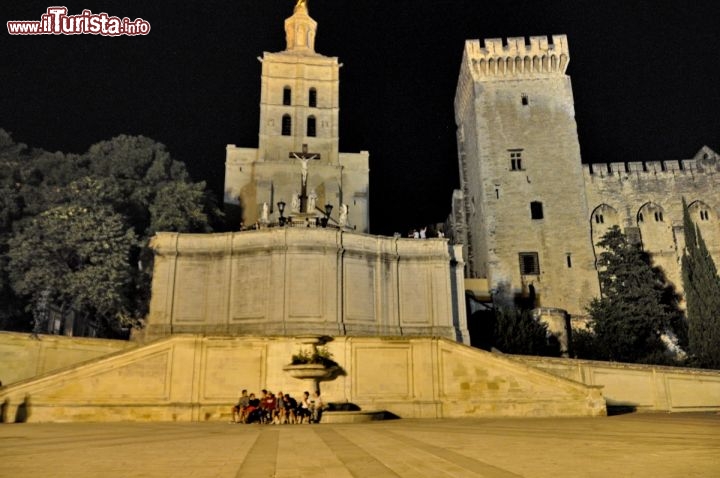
left=0, top=130, right=222, bottom=336
left=681, top=198, right=720, bottom=368
left=493, top=306, right=559, bottom=356
left=490, top=284, right=560, bottom=357
left=8, top=204, right=137, bottom=333
left=585, top=225, right=675, bottom=363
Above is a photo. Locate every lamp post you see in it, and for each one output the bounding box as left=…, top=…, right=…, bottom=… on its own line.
left=277, top=201, right=286, bottom=226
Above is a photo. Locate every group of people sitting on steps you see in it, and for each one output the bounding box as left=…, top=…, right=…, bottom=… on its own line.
left=230, top=389, right=326, bottom=424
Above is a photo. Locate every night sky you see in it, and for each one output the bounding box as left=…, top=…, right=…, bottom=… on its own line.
left=3, top=1, right=719, bottom=235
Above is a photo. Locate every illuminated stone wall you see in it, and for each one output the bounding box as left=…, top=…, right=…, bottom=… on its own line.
left=0, top=332, right=135, bottom=386
left=453, top=36, right=600, bottom=316
left=583, top=147, right=720, bottom=296
left=0, top=335, right=607, bottom=422
left=451, top=35, right=720, bottom=316
left=146, top=229, right=469, bottom=343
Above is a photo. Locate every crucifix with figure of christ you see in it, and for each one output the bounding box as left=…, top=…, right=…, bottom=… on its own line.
left=289, top=144, right=321, bottom=213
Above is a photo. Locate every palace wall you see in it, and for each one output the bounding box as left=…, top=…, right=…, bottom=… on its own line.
left=583, top=149, right=720, bottom=293
left=451, top=35, right=720, bottom=316
left=146, top=229, right=468, bottom=343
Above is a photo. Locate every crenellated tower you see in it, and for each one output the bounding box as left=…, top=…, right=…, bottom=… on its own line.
left=453, top=35, right=599, bottom=316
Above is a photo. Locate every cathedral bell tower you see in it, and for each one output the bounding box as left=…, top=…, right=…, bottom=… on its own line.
left=224, top=1, right=369, bottom=232
left=257, top=0, right=340, bottom=165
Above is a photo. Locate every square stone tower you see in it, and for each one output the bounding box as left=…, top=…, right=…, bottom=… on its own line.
left=224, top=1, right=369, bottom=232
left=453, top=36, right=600, bottom=316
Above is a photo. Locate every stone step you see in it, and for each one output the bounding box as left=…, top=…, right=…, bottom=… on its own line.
left=321, top=410, right=391, bottom=423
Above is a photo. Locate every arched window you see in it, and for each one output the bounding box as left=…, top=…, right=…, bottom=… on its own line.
left=654, top=211, right=664, bottom=222
left=688, top=201, right=713, bottom=222
left=283, top=87, right=292, bottom=106
left=306, top=116, right=316, bottom=137
left=309, top=88, right=317, bottom=107
left=281, top=114, right=292, bottom=136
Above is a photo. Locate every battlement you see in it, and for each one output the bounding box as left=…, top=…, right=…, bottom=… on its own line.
left=582, top=159, right=701, bottom=180
left=463, top=35, right=569, bottom=80
left=583, top=147, right=720, bottom=182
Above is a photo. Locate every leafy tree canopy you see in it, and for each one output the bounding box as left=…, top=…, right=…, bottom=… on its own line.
left=8, top=205, right=137, bottom=321
left=0, top=129, right=222, bottom=336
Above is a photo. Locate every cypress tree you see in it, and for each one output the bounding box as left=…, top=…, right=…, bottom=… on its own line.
left=586, top=226, right=672, bottom=363
left=681, top=198, right=720, bottom=368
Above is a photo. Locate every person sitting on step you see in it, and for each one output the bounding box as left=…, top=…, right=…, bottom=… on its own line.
left=296, top=391, right=312, bottom=424
left=230, top=389, right=250, bottom=424
left=310, top=390, right=326, bottom=424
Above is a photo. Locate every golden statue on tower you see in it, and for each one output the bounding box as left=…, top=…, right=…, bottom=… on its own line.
left=295, top=0, right=307, bottom=12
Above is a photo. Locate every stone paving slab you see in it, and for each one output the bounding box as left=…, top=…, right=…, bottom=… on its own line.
left=1, top=414, right=719, bottom=477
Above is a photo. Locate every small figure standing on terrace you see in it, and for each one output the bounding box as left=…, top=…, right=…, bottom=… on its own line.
left=338, top=204, right=348, bottom=227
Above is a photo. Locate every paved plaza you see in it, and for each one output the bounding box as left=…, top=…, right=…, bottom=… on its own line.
left=1, top=413, right=718, bottom=477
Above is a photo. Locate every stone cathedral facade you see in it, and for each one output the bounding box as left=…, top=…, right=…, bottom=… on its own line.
left=223, top=1, right=369, bottom=232
left=148, top=2, right=469, bottom=343
left=449, top=36, right=720, bottom=318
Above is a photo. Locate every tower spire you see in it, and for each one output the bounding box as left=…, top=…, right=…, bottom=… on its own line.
left=285, top=0, right=317, bottom=52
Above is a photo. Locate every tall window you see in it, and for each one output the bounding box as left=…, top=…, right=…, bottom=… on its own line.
left=283, top=87, right=292, bottom=106
left=519, top=252, right=540, bottom=275
left=510, top=150, right=523, bottom=170
left=521, top=94, right=529, bottom=106
left=306, top=116, right=316, bottom=137
left=281, top=114, right=292, bottom=136
left=308, top=88, right=317, bottom=107
left=530, top=201, right=544, bottom=220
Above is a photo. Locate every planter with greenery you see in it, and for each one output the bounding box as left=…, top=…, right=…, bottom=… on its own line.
left=283, top=343, right=339, bottom=391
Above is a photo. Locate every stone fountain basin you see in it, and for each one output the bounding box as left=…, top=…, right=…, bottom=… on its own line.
left=283, top=363, right=337, bottom=380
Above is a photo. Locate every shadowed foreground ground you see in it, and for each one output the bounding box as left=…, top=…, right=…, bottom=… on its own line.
left=1, top=413, right=718, bottom=477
